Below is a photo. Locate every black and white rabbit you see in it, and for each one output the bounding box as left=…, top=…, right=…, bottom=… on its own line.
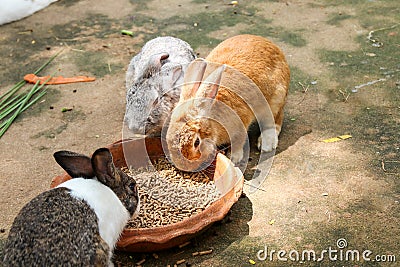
left=2, top=148, right=139, bottom=267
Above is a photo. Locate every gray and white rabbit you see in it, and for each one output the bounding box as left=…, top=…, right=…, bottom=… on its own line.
left=125, top=36, right=196, bottom=136
left=2, top=148, right=139, bottom=267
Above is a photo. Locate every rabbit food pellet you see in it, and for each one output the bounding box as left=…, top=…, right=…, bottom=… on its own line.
left=124, top=158, right=221, bottom=228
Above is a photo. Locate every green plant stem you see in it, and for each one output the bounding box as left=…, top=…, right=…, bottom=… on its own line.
left=0, top=89, right=47, bottom=129
left=0, top=99, right=23, bottom=121
left=0, top=75, right=51, bottom=137
left=0, top=75, right=51, bottom=120
left=0, top=49, right=62, bottom=107
left=0, top=81, right=25, bottom=103
left=0, top=81, right=40, bottom=137
left=33, top=49, right=63, bottom=75
left=0, top=50, right=60, bottom=138
left=0, top=93, right=25, bottom=113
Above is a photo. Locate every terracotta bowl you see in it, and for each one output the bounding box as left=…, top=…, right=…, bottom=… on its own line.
left=51, top=137, right=244, bottom=252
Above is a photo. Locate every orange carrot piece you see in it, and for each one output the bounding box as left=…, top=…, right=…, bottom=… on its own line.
left=24, top=74, right=95, bottom=85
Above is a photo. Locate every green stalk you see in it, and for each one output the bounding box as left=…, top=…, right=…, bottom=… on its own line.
left=0, top=81, right=25, bottom=102
left=33, top=49, right=63, bottom=75
left=0, top=99, right=24, bottom=121
left=0, top=93, right=25, bottom=113
left=0, top=89, right=47, bottom=129
left=0, top=51, right=60, bottom=138
left=0, top=49, right=62, bottom=107
left=0, top=74, right=51, bottom=120
left=20, top=89, right=47, bottom=112
left=0, top=75, right=50, bottom=137
left=0, top=81, right=40, bottom=137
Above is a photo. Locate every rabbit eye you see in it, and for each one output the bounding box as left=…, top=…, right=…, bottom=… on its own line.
left=129, top=183, right=137, bottom=191
left=194, top=137, right=200, bottom=148
left=128, top=90, right=137, bottom=99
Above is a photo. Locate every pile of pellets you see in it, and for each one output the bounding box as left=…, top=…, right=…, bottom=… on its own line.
left=125, top=158, right=221, bottom=228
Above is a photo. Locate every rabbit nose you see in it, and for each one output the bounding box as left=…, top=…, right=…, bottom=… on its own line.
left=124, top=118, right=145, bottom=135
left=129, top=123, right=145, bottom=134
left=128, top=200, right=140, bottom=217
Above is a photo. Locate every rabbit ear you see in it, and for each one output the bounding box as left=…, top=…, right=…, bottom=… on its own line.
left=142, top=53, right=169, bottom=79
left=161, top=64, right=182, bottom=95
left=181, top=58, right=207, bottom=100
left=170, top=64, right=183, bottom=84
left=91, top=148, right=120, bottom=188
left=150, top=53, right=169, bottom=69
left=53, top=151, right=95, bottom=178
left=196, top=64, right=226, bottom=99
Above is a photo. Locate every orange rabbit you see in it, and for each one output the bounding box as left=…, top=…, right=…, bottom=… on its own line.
left=166, top=34, right=290, bottom=171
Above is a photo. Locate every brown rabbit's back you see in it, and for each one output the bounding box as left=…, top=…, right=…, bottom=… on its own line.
left=205, top=34, right=290, bottom=130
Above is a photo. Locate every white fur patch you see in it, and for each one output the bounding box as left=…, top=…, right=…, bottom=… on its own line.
left=0, top=0, right=59, bottom=25
left=56, top=178, right=130, bottom=250
left=258, top=128, right=279, bottom=152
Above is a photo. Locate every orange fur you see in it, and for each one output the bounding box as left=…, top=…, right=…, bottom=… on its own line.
left=205, top=34, right=290, bottom=133
left=166, top=34, right=290, bottom=169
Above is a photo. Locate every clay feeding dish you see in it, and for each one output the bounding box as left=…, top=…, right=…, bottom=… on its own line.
left=50, top=137, right=244, bottom=252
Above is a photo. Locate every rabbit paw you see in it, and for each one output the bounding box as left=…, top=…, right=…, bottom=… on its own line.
left=257, top=128, right=278, bottom=152
left=230, top=149, right=244, bottom=165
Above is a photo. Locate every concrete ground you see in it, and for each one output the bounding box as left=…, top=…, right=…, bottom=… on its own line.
left=0, top=0, right=399, bottom=266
